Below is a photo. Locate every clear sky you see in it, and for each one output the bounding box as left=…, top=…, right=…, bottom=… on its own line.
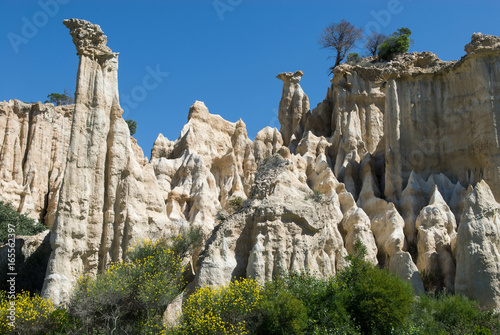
left=1, top=0, right=499, bottom=157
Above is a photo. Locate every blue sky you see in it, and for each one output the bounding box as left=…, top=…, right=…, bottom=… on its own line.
left=1, top=0, right=499, bottom=157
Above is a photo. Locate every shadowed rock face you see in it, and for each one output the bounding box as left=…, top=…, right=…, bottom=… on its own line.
left=2, top=20, right=500, bottom=310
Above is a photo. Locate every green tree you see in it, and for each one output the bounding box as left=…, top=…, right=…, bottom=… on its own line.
left=125, top=119, right=137, bottom=135
left=45, top=89, right=73, bottom=106
left=319, top=19, right=363, bottom=74
left=377, top=27, right=413, bottom=60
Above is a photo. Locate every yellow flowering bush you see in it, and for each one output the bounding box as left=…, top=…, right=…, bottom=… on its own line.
left=0, top=290, right=55, bottom=334
left=70, top=227, right=201, bottom=334
left=171, top=278, right=262, bottom=335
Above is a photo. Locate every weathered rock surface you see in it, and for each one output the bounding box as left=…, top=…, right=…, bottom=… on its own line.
left=455, top=181, right=500, bottom=310
left=194, top=155, right=347, bottom=288
left=277, top=71, right=309, bottom=149
left=0, top=101, right=72, bottom=224
left=415, top=186, right=457, bottom=292
left=41, top=19, right=171, bottom=305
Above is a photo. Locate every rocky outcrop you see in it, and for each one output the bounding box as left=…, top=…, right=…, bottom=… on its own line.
left=277, top=71, right=309, bottom=149
left=194, top=155, right=347, bottom=287
left=41, top=19, right=171, bottom=305
left=415, top=186, right=457, bottom=292
left=455, top=181, right=500, bottom=310
left=0, top=101, right=72, bottom=224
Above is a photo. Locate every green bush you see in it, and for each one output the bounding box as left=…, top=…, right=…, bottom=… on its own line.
left=339, top=240, right=415, bottom=334
left=257, top=280, right=308, bottom=334
left=125, top=119, right=137, bottom=135
left=0, top=290, right=77, bottom=335
left=278, top=270, right=357, bottom=334
left=410, top=294, right=500, bottom=335
left=378, top=27, right=412, bottom=60
left=0, top=201, right=47, bottom=242
left=229, top=196, right=244, bottom=211
left=346, top=52, right=360, bottom=64
left=45, top=91, right=73, bottom=106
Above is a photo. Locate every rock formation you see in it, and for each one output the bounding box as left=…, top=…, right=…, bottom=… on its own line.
left=41, top=19, right=171, bottom=305
left=0, top=101, right=72, bottom=224
left=455, top=181, right=500, bottom=310
left=276, top=71, right=309, bottom=149
left=2, top=20, right=500, bottom=310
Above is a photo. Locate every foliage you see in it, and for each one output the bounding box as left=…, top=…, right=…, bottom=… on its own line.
left=409, top=294, right=500, bottom=335
left=339, top=240, right=415, bottom=334
left=0, top=290, right=53, bottom=334
left=312, top=189, right=322, bottom=202
left=377, top=27, right=413, bottom=61
left=44, top=90, right=73, bottom=106
left=346, top=52, right=360, bottom=64
left=364, top=32, right=388, bottom=56
left=69, top=228, right=200, bottom=334
left=0, top=201, right=47, bottom=242
left=420, top=268, right=445, bottom=295
left=229, top=196, right=244, bottom=211
left=319, top=19, right=363, bottom=73
left=257, top=279, right=308, bottom=334
left=171, top=278, right=262, bottom=335
left=125, top=119, right=137, bottom=136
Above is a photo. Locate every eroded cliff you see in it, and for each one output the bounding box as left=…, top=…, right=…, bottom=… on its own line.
left=1, top=20, right=500, bottom=310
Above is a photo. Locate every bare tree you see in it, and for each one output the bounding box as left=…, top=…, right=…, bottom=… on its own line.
left=365, top=32, right=388, bottom=56
left=319, top=19, right=363, bottom=73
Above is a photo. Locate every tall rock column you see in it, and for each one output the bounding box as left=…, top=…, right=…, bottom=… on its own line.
left=277, top=71, right=309, bottom=149
left=42, top=19, right=169, bottom=305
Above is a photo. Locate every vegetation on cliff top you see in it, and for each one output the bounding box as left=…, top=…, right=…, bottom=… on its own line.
left=320, top=19, right=414, bottom=72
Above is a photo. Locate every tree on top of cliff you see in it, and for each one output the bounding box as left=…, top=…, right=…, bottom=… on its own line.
left=364, top=32, right=388, bottom=57
left=319, top=19, right=363, bottom=74
left=45, top=89, right=74, bottom=106
left=377, top=27, right=413, bottom=61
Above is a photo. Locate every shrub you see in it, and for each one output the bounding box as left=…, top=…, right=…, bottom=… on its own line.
left=410, top=294, right=500, bottom=335
left=0, top=290, right=56, bottom=334
left=171, top=278, right=262, bottom=334
left=0, top=201, right=47, bottom=242
left=125, top=119, right=137, bottom=135
left=346, top=52, right=360, bottom=64
left=229, top=196, right=244, bottom=211
left=257, top=279, right=308, bottom=334
left=339, top=240, right=415, bottom=334
left=45, top=90, right=73, bottom=106
left=378, top=27, right=412, bottom=61
left=69, top=228, right=200, bottom=334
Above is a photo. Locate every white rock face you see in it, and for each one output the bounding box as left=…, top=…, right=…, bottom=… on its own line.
left=194, top=155, right=347, bottom=288
left=455, top=181, right=500, bottom=310
left=0, top=101, right=72, bottom=223
left=41, top=19, right=171, bottom=305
